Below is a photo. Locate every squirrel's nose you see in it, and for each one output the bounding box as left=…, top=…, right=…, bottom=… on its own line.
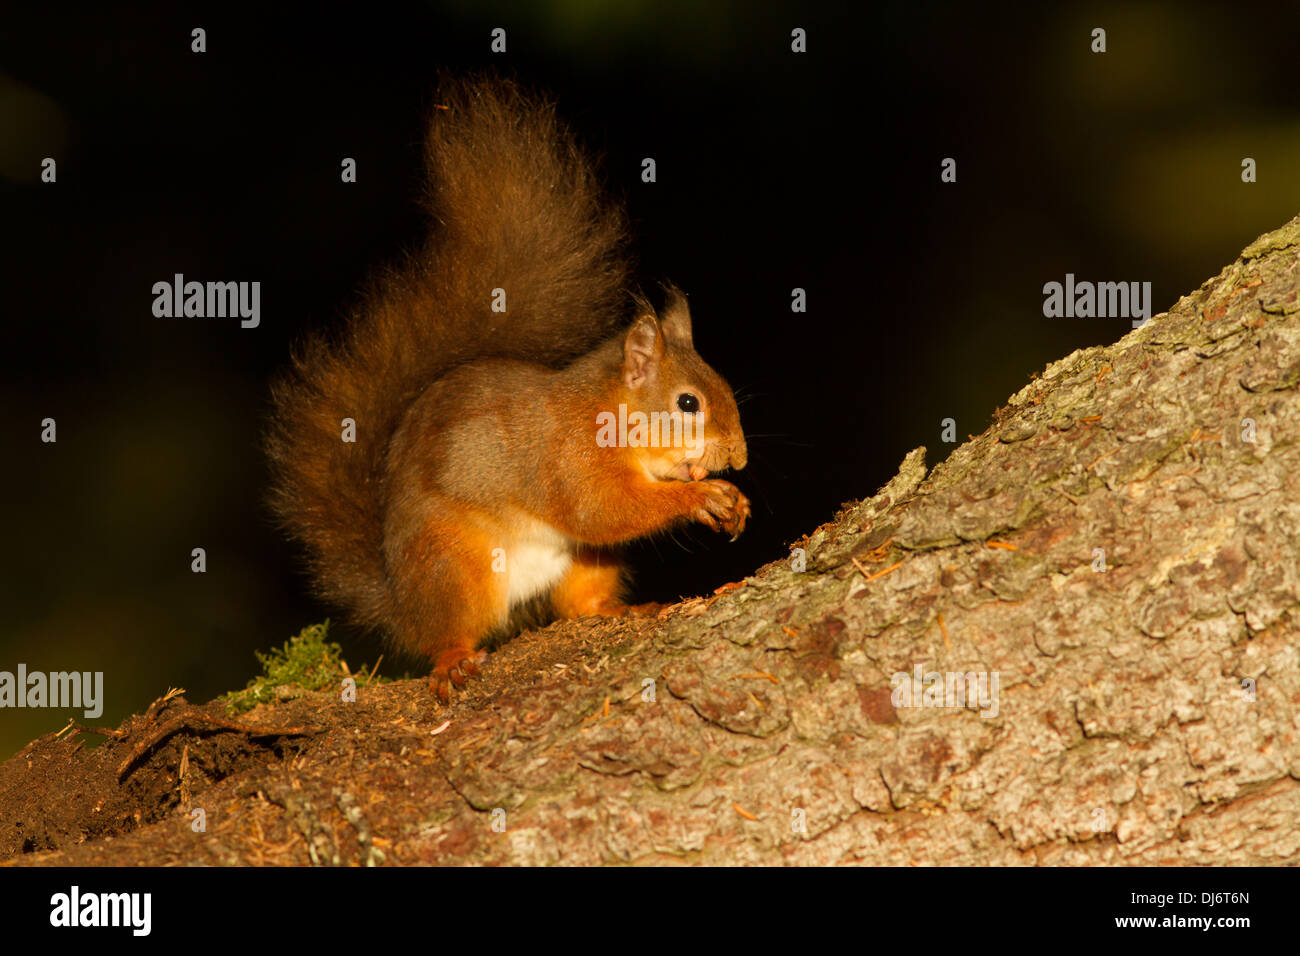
left=730, top=438, right=747, bottom=470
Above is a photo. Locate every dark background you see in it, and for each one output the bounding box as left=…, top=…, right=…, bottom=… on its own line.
left=2, top=1, right=1297, bottom=757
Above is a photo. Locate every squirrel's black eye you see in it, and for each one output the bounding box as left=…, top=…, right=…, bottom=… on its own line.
left=677, top=393, right=700, bottom=414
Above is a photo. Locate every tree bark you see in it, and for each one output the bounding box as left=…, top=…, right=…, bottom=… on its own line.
left=5, top=215, right=1300, bottom=865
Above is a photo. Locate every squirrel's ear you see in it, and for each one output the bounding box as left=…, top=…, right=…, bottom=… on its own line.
left=623, top=313, right=664, bottom=389
left=660, top=287, right=693, bottom=346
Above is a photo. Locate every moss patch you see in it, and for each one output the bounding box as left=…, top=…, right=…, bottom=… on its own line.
left=224, top=621, right=386, bottom=714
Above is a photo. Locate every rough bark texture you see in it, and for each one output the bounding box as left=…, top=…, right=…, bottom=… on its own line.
left=5, top=216, right=1300, bottom=866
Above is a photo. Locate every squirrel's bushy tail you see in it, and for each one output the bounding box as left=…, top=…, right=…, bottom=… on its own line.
left=266, top=76, right=629, bottom=632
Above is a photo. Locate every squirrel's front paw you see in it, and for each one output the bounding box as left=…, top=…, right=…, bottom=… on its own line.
left=689, top=479, right=750, bottom=540
left=429, top=647, right=485, bottom=703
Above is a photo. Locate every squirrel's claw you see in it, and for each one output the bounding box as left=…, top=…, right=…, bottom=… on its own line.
left=430, top=648, right=484, bottom=703
left=691, top=479, right=750, bottom=540
left=728, top=493, right=751, bottom=540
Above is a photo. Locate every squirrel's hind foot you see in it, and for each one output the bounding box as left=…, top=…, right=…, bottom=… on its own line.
left=429, top=647, right=486, bottom=703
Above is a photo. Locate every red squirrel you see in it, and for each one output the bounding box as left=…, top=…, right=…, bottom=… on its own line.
left=267, top=77, right=749, bottom=701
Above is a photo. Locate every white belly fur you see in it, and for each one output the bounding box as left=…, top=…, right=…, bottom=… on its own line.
left=505, top=520, right=573, bottom=607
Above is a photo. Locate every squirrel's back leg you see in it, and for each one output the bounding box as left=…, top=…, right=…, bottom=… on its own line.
left=551, top=550, right=626, bottom=618
left=384, top=506, right=508, bottom=701
left=550, top=550, right=661, bottom=619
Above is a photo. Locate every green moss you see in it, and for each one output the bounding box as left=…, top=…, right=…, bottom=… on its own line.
left=224, top=621, right=387, bottom=714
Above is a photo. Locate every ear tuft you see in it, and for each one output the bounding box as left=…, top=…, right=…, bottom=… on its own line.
left=660, top=285, right=693, bottom=346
